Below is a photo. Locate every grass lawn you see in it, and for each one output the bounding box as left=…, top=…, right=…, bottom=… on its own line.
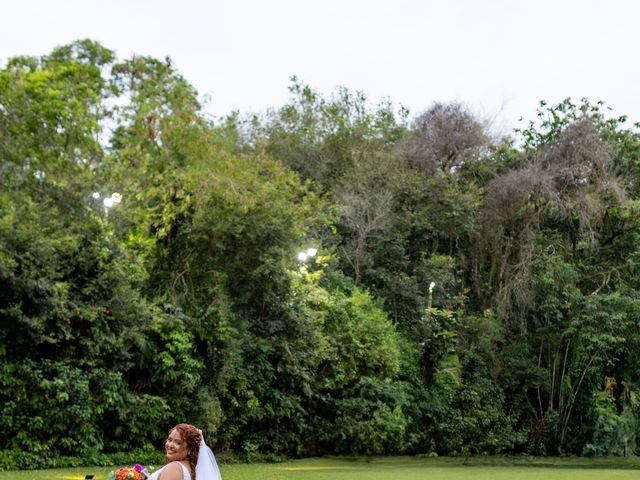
left=2, top=456, right=640, bottom=480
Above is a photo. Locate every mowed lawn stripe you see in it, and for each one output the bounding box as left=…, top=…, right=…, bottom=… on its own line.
left=2, top=456, right=640, bottom=480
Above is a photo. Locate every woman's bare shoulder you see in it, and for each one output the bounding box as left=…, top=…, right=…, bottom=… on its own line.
left=157, top=461, right=184, bottom=480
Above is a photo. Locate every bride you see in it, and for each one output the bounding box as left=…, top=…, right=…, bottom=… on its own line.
left=147, top=423, right=222, bottom=480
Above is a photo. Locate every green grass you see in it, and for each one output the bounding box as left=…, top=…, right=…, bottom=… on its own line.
left=3, top=456, right=640, bottom=480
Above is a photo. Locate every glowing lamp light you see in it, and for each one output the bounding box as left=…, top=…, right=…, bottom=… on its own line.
left=103, top=193, right=123, bottom=209
left=297, top=247, right=318, bottom=263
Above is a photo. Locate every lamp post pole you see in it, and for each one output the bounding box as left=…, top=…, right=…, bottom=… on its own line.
left=93, top=192, right=122, bottom=223
left=427, top=281, right=436, bottom=317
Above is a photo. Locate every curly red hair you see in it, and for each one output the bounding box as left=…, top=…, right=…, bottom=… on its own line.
left=165, top=423, right=202, bottom=480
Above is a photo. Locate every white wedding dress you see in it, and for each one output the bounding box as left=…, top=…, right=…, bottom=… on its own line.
left=147, top=432, right=221, bottom=480
left=147, top=461, right=191, bottom=480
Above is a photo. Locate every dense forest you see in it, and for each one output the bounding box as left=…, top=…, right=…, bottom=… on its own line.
left=2, top=40, right=640, bottom=468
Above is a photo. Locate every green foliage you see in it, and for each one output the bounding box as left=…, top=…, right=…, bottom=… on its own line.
left=583, top=389, right=636, bottom=457
left=0, top=447, right=163, bottom=471
left=326, top=377, right=408, bottom=455
left=286, top=268, right=407, bottom=456
left=1, top=361, right=100, bottom=455
left=5, top=40, right=640, bottom=467
left=255, top=77, right=408, bottom=185
left=313, top=285, right=401, bottom=388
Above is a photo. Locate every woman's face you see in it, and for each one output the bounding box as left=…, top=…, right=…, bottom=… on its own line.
left=165, top=428, right=189, bottom=461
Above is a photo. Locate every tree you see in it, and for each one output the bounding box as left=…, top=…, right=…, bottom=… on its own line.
left=0, top=41, right=184, bottom=456
left=477, top=106, right=625, bottom=324
left=397, top=102, right=490, bottom=174
left=254, top=77, right=408, bottom=187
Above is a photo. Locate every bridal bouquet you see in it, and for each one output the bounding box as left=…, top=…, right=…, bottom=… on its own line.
left=109, top=464, right=154, bottom=480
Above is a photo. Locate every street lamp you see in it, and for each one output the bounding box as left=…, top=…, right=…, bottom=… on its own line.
left=428, top=281, right=436, bottom=314
left=297, top=247, right=317, bottom=263
left=93, top=192, right=122, bottom=221
left=103, top=192, right=122, bottom=209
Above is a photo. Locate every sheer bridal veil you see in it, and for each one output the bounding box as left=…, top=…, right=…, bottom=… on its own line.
left=196, top=430, right=222, bottom=480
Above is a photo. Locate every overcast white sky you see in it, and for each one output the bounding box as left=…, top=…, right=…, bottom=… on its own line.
left=2, top=0, right=639, bottom=132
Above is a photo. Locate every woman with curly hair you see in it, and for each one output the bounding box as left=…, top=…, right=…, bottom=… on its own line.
left=148, top=423, right=221, bottom=480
